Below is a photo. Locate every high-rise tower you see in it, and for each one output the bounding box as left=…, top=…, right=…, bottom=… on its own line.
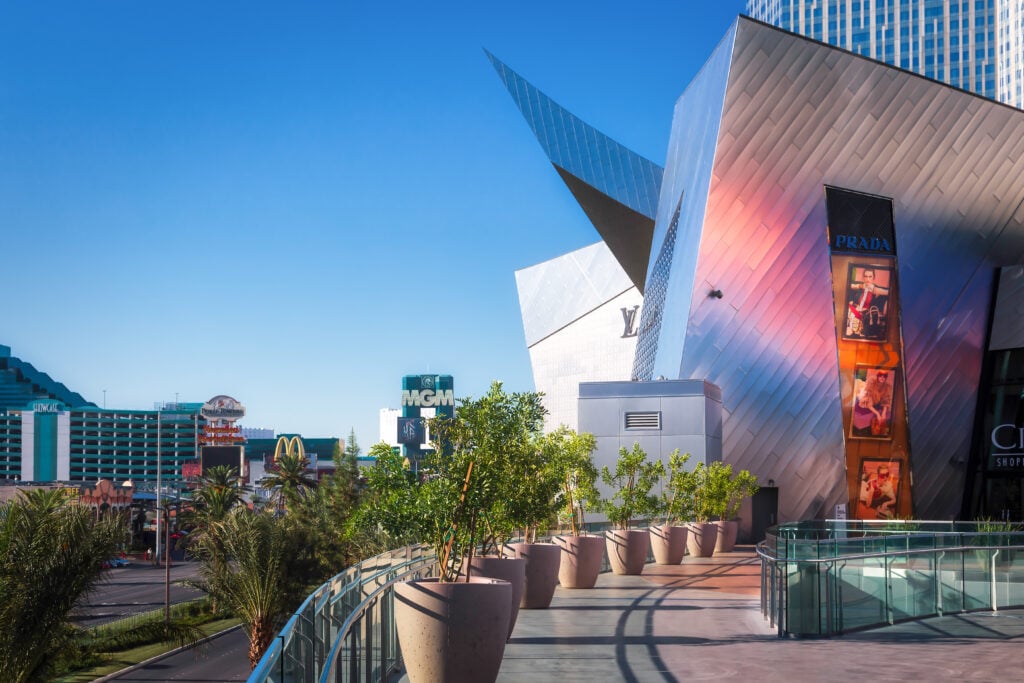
left=747, top=0, right=1024, bottom=108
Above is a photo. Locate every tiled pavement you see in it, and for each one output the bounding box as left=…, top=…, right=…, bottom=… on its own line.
left=487, top=547, right=1024, bottom=682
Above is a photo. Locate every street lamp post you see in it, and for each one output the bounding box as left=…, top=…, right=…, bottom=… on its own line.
left=155, top=410, right=162, bottom=566
left=164, top=502, right=171, bottom=622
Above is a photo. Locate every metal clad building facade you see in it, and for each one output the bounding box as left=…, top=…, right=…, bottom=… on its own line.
left=747, top=0, right=1024, bottom=108
left=515, top=242, right=642, bottom=431
left=496, top=16, right=1024, bottom=523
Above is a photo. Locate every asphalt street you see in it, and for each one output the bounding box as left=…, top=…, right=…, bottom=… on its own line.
left=104, top=626, right=251, bottom=682
left=75, top=560, right=206, bottom=627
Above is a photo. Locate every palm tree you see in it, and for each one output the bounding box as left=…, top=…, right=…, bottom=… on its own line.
left=261, top=453, right=317, bottom=509
left=190, top=507, right=314, bottom=669
left=192, top=465, right=244, bottom=522
left=183, top=465, right=246, bottom=614
left=200, top=464, right=243, bottom=491
left=0, top=490, right=125, bottom=682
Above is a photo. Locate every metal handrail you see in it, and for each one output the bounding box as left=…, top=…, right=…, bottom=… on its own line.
left=253, top=526, right=685, bottom=682
left=318, top=561, right=437, bottom=683
left=756, top=524, right=1024, bottom=637
left=248, top=545, right=436, bottom=683
left=756, top=540, right=1024, bottom=565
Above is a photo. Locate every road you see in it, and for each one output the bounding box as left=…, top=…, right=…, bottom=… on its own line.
left=106, top=626, right=251, bottom=682
left=75, top=560, right=206, bottom=627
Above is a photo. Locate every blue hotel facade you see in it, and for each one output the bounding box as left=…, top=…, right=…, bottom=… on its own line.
left=0, top=344, right=202, bottom=486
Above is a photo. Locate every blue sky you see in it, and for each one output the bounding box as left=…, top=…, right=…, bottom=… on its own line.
left=0, top=1, right=746, bottom=448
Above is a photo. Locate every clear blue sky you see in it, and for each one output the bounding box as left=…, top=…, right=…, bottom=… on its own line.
left=0, top=1, right=747, bottom=448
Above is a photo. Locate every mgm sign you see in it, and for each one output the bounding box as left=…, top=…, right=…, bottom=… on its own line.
left=399, top=374, right=454, bottom=462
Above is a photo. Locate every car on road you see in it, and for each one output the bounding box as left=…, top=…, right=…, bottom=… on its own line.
left=102, top=557, right=131, bottom=569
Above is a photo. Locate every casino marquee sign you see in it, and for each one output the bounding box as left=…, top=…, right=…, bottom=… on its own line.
left=201, top=395, right=246, bottom=423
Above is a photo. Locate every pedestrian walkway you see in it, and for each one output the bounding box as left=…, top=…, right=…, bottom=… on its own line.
left=462, top=547, right=1024, bottom=682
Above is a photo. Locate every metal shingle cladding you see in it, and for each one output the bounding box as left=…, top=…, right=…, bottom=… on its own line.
left=515, top=242, right=635, bottom=348
left=990, top=266, right=1024, bottom=350
left=632, top=202, right=681, bottom=382
left=633, top=24, right=737, bottom=383
left=485, top=50, right=663, bottom=222
left=657, top=17, right=1024, bottom=522
left=747, top=0, right=1019, bottom=107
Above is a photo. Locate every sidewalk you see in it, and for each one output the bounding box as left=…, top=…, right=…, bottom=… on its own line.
left=475, top=548, right=1024, bottom=682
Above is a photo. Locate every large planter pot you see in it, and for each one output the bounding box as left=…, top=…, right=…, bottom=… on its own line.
left=685, top=522, right=719, bottom=558
left=504, top=542, right=561, bottom=608
left=605, top=528, right=650, bottom=575
left=713, top=520, right=739, bottom=554
left=468, top=556, right=525, bottom=639
left=650, top=524, right=688, bottom=565
left=555, top=534, right=605, bottom=588
left=394, top=577, right=512, bottom=683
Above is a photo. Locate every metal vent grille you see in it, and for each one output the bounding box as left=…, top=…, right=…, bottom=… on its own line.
left=624, top=412, right=661, bottom=430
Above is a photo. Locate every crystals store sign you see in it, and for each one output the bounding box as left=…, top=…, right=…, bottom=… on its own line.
left=990, top=423, right=1024, bottom=470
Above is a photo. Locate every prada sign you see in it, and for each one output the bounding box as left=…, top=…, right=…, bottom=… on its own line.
left=825, top=187, right=896, bottom=256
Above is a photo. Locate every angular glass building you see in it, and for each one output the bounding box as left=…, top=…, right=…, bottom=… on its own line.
left=747, top=0, right=1024, bottom=108
left=495, top=16, right=1024, bottom=524
left=515, top=242, right=643, bottom=431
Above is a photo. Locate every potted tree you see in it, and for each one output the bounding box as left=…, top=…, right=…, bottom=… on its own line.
left=549, top=428, right=604, bottom=589
left=502, top=428, right=567, bottom=609
left=459, top=385, right=549, bottom=636
left=715, top=468, right=759, bottom=553
left=391, top=382, right=526, bottom=683
left=601, top=443, right=661, bottom=575
left=650, top=450, right=695, bottom=565
left=687, top=462, right=725, bottom=557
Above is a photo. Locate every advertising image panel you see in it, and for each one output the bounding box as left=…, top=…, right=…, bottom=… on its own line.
left=857, top=459, right=901, bottom=520
left=850, top=366, right=897, bottom=440
left=843, top=263, right=892, bottom=342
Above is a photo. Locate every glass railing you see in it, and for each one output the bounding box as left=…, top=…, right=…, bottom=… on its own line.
left=757, top=520, right=1024, bottom=636
left=248, top=544, right=436, bottom=683
left=249, top=526, right=643, bottom=683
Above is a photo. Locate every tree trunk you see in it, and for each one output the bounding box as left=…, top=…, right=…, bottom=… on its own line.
left=247, top=618, right=274, bottom=670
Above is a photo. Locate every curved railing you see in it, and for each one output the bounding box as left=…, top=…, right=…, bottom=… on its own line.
left=248, top=545, right=436, bottom=683
left=757, top=519, right=1024, bottom=636
left=249, top=525, right=633, bottom=683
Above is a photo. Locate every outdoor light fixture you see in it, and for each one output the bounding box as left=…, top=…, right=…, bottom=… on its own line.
left=709, top=289, right=723, bottom=299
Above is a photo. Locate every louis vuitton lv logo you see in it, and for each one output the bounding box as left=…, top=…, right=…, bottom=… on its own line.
left=621, top=305, right=640, bottom=338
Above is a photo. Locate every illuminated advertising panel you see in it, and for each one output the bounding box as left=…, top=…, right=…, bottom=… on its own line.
left=826, top=186, right=913, bottom=520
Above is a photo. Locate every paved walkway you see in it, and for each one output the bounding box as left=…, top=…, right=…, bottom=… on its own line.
left=475, top=547, right=1024, bottom=682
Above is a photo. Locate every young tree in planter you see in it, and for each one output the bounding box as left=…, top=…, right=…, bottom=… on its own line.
left=687, top=461, right=733, bottom=557
left=422, top=381, right=546, bottom=581
left=724, top=469, right=760, bottom=521
left=649, top=450, right=697, bottom=565
left=658, top=450, right=697, bottom=526
left=714, top=465, right=759, bottom=552
left=502, top=432, right=560, bottom=544
left=394, top=382, right=545, bottom=683
left=601, top=443, right=662, bottom=575
left=600, top=443, right=662, bottom=530
left=543, top=427, right=599, bottom=537
left=691, top=461, right=732, bottom=523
